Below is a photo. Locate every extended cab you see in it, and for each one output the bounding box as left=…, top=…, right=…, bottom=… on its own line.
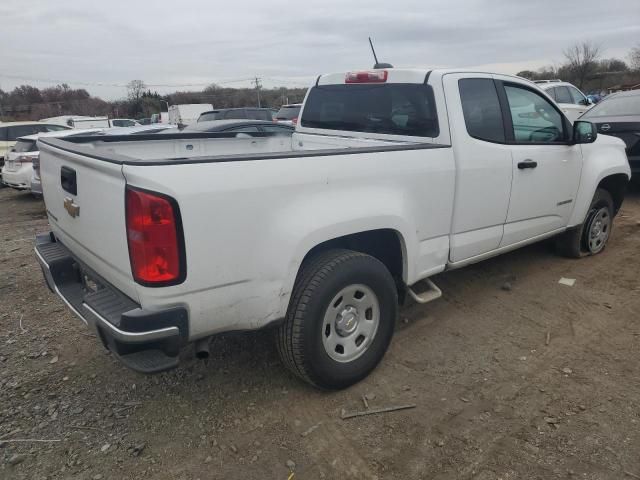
left=35, top=68, right=630, bottom=389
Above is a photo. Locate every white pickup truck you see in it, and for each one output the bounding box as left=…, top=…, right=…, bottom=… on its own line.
left=35, top=68, right=630, bottom=389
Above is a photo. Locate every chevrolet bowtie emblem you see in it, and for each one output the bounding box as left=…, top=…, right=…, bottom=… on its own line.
left=64, top=197, right=80, bottom=218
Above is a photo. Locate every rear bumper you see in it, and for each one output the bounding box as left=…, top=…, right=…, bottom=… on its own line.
left=1, top=165, right=32, bottom=190
left=35, top=232, right=188, bottom=373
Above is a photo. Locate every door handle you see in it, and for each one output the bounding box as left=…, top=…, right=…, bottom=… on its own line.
left=517, top=160, right=538, bottom=170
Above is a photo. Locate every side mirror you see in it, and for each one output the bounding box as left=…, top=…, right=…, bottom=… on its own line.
left=572, top=120, right=597, bottom=144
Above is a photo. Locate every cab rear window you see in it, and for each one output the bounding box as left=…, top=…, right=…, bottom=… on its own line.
left=300, top=84, right=439, bottom=137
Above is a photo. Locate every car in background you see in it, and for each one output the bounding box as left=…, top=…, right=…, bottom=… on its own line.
left=534, top=80, right=593, bottom=121
left=40, top=116, right=111, bottom=129
left=0, top=122, right=70, bottom=166
left=274, top=103, right=302, bottom=125
left=3, top=125, right=176, bottom=195
left=3, top=128, right=101, bottom=193
left=580, top=89, right=640, bottom=179
left=586, top=94, right=602, bottom=104
left=197, top=108, right=274, bottom=122
left=181, top=119, right=294, bottom=135
left=110, top=118, right=141, bottom=127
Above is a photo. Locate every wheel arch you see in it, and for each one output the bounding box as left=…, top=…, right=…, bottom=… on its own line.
left=281, top=227, right=410, bottom=312
left=597, top=173, right=628, bottom=215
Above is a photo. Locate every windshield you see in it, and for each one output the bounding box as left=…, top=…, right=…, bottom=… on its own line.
left=276, top=105, right=301, bottom=120
left=582, top=95, right=640, bottom=118
left=300, top=84, right=439, bottom=137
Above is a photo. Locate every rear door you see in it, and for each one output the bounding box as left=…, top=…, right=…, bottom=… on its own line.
left=497, top=81, right=582, bottom=247
left=38, top=139, right=138, bottom=301
left=443, top=74, right=513, bottom=262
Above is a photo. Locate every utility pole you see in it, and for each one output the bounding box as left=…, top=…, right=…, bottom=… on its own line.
left=252, top=77, right=262, bottom=108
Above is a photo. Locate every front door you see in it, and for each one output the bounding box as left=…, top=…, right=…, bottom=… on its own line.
left=498, top=81, right=582, bottom=247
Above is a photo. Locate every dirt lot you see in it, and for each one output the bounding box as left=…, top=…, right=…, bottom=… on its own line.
left=1, top=185, right=639, bottom=480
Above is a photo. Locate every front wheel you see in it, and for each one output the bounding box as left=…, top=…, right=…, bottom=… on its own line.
left=556, top=188, right=614, bottom=258
left=276, top=249, right=397, bottom=390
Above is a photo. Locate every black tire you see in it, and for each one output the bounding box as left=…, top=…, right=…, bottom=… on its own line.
left=276, top=249, right=397, bottom=390
left=556, top=188, right=614, bottom=258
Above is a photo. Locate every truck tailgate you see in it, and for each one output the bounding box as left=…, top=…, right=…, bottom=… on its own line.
left=38, top=140, right=138, bottom=302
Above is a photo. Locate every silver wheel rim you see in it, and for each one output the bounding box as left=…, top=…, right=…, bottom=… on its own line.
left=321, top=284, right=380, bottom=363
left=587, top=207, right=611, bottom=254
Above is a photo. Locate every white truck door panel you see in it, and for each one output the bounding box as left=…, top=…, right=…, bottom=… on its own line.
left=502, top=144, right=581, bottom=245
left=499, top=82, right=582, bottom=246
left=443, top=74, right=512, bottom=263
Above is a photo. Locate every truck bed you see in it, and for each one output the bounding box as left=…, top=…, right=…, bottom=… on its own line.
left=40, top=131, right=430, bottom=164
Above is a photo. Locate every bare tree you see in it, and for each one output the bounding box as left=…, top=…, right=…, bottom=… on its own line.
left=630, top=44, right=640, bottom=71
left=126, top=80, right=146, bottom=102
left=563, top=42, right=601, bottom=88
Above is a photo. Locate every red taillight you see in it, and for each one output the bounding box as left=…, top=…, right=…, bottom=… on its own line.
left=291, top=117, right=298, bottom=126
left=125, top=187, right=184, bottom=286
left=18, top=155, right=33, bottom=163
left=345, top=70, right=388, bottom=84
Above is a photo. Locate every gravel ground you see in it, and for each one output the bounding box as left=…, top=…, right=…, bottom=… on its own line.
left=1, top=185, right=639, bottom=480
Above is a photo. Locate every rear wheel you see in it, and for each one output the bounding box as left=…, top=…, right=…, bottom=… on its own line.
left=276, top=249, right=397, bottom=390
left=556, top=188, right=614, bottom=258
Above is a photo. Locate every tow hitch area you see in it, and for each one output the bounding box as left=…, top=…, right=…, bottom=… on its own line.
left=34, top=232, right=188, bottom=374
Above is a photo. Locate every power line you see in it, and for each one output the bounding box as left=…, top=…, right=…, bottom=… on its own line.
left=0, top=73, right=313, bottom=89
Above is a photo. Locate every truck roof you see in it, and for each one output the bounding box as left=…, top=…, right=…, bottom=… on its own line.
left=316, top=68, right=525, bottom=86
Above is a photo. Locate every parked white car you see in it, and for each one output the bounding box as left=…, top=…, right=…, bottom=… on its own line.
left=535, top=80, right=593, bottom=121
left=3, top=129, right=103, bottom=193
left=35, top=68, right=630, bottom=389
left=3, top=125, right=176, bottom=195
left=274, top=103, right=302, bottom=125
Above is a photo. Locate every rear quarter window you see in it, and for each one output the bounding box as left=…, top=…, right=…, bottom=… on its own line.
left=458, top=78, right=506, bottom=143
left=300, top=84, right=439, bottom=137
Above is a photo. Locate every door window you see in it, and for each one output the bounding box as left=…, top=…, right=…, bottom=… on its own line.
left=568, top=86, right=586, bottom=105
left=504, top=85, right=565, bottom=143
left=553, top=86, right=573, bottom=104
left=459, top=78, right=506, bottom=143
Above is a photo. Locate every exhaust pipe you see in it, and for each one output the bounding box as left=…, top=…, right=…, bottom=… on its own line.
left=194, top=337, right=211, bottom=359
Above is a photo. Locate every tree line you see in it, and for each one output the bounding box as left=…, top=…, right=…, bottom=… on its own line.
left=517, top=42, right=640, bottom=92
left=0, top=81, right=308, bottom=122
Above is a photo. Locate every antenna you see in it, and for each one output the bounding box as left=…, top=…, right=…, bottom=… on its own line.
left=368, top=37, right=393, bottom=69
left=368, top=37, right=379, bottom=66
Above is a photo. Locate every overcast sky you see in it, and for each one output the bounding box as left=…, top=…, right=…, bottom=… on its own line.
left=1, top=0, right=638, bottom=99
